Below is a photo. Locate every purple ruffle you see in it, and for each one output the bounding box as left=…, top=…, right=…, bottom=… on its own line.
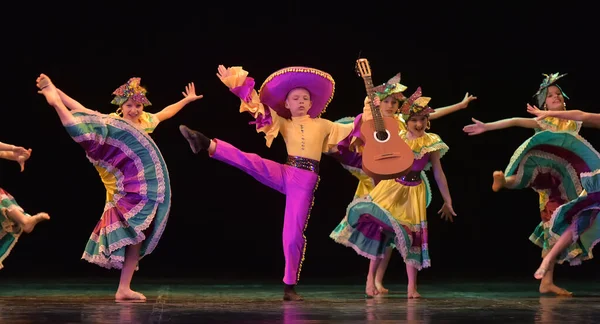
left=249, top=108, right=273, bottom=129
left=337, top=114, right=363, bottom=155
left=229, top=77, right=273, bottom=129
left=230, top=77, right=255, bottom=103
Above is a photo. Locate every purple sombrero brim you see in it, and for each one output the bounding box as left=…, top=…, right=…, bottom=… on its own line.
left=259, top=67, right=335, bottom=119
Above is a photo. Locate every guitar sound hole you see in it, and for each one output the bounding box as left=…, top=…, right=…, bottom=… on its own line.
left=376, top=131, right=389, bottom=141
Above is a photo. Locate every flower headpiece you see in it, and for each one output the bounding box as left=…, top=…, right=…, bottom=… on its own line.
left=533, top=72, right=569, bottom=108
left=372, top=73, right=407, bottom=101
left=399, top=87, right=434, bottom=120
left=111, top=77, right=152, bottom=107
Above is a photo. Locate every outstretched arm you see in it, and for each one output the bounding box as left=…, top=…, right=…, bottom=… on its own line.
left=463, top=116, right=538, bottom=135
left=527, top=104, right=600, bottom=128
left=0, top=142, right=31, bottom=172
left=429, top=92, right=477, bottom=120
left=216, top=65, right=282, bottom=147
left=0, top=142, right=19, bottom=152
left=154, top=82, right=204, bottom=122
left=430, top=151, right=455, bottom=222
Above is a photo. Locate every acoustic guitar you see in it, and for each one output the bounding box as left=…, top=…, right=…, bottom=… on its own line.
left=355, top=58, right=414, bottom=180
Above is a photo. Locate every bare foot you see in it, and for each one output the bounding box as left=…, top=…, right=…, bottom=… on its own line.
left=283, top=285, right=303, bottom=301
left=375, top=283, right=389, bottom=294
left=36, top=74, right=61, bottom=107
left=492, top=171, right=506, bottom=192
left=115, top=288, right=147, bottom=302
left=365, top=283, right=379, bottom=298
left=407, top=288, right=421, bottom=299
left=22, top=212, right=50, bottom=234
left=539, top=283, right=573, bottom=296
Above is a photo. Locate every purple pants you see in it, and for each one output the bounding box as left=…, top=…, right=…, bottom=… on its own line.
left=212, top=139, right=319, bottom=285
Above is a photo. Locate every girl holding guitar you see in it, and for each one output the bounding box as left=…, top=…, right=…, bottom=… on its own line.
left=332, top=87, right=458, bottom=298
left=329, top=74, right=476, bottom=297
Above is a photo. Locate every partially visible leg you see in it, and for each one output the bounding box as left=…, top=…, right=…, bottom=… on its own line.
left=538, top=259, right=572, bottom=296
left=181, top=135, right=286, bottom=193
left=37, top=75, right=77, bottom=126
left=5, top=209, right=50, bottom=234
left=406, top=264, right=420, bottom=299
left=115, top=243, right=146, bottom=302
left=492, top=171, right=517, bottom=192
left=535, top=225, right=575, bottom=280
left=534, top=225, right=574, bottom=296
left=282, top=170, right=318, bottom=301
left=179, top=125, right=213, bottom=154
left=366, top=258, right=381, bottom=297
left=375, top=247, right=393, bottom=294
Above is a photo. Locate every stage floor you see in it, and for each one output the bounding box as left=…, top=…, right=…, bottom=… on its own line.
left=0, top=279, right=598, bottom=323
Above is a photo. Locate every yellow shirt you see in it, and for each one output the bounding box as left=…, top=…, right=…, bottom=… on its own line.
left=220, top=67, right=353, bottom=161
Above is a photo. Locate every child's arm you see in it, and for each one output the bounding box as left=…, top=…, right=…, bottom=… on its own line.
left=430, top=151, right=455, bottom=222
left=0, top=142, right=31, bottom=172
left=429, top=92, right=477, bottom=120
left=216, top=65, right=282, bottom=147
left=527, top=104, right=600, bottom=128
left=0, top=142, right=29, bottom=156
left=463, top=117, right=538, bottom=135
left=154, top=82, right=204, bottom=122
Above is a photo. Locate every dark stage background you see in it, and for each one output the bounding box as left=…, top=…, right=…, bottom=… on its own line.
left=1, top=2, right=598, bottom=284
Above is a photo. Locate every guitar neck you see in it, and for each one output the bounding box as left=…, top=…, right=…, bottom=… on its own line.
left=362, top=76, right=385, bottom=131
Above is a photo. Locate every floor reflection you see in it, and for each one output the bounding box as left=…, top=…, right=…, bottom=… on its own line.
left=0, top=280, right=598, bottom=323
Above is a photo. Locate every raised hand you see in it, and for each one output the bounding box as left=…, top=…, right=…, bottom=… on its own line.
left=182, top=82, right=204, bottom=102
left=527, top=104, right=548, bottom=120
left=462, top=118, right=486, bottom=135
left=460, top=92, right=478, bottom=109
left=373, top=96, right=381, bottom=106
left=216, top=65, right=232, bottom=80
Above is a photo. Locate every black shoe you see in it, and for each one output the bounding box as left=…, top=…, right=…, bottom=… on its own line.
left=179, top=125, right=211, bottom=154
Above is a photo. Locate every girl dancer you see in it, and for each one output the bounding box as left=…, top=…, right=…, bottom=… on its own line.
left=463, top=73, right=600, bottom=295
left=37, top=74, right=203, bottom=301
left=337, top=88, right=455, bottom=298
left=527, top=105, right=600, bottom=286
left=329, top=73, right=475, bottom=296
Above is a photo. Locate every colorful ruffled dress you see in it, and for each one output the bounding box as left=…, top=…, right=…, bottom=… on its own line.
left=548, top=169, right=600, bottom=264
left=0, top=188, right=29, bottom=269
left=503, top=116, right=600, bottom=264
left=67, top=111, right=171, bottom=269
left=328, top=115, right=433, bottom=259
left=333, top=128, right=445, bottom=269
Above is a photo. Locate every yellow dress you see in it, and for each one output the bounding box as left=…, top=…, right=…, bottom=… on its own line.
left=339, top=130, right=448, bottom=269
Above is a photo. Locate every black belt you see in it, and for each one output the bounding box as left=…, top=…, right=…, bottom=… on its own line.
left=286, top=156, right=319, bottom=173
